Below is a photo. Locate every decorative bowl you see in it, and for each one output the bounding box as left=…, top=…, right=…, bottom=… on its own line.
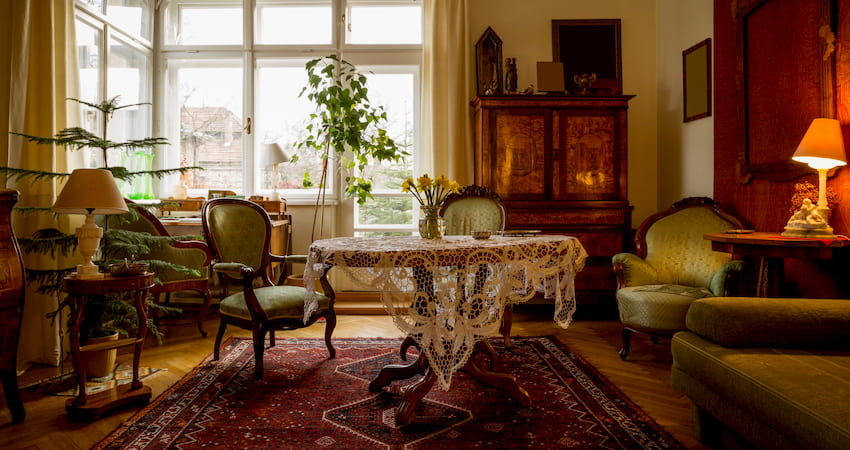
left=108, top=262, right=148, bottom=277
left=471, top=231, right=492, bottom=240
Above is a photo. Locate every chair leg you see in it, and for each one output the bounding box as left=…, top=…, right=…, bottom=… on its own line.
left=619, top=327, right=631, bottom=360
left=500, top=305, right=514, bottom=348
left=1, top=369, right=25, bottom=423
left=252, top=327, right=266, bottom=380
left=213, top=321, right=227, bottom=361
left=324, top=311, right=336, bottom=359
left=197, top=288, right=212, bottom=338
left=269, top=330, right=275, bottom=348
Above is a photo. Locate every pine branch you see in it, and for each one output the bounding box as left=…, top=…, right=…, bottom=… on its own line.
left=26, top=268, right=74, bottom=296
left=11, top=206, right=53, bottom=216
left=18, top=229, right=77, bottom=257
left=0, top=167, right=68, bottom=184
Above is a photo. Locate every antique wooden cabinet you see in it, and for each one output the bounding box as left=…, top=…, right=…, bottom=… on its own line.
left=472, top=95, right=634, bottom=314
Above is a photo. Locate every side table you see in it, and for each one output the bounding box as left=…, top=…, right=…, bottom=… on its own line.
left=704, top=232, right=850, bottom=297
left=62, top=272, right=155, bottom=420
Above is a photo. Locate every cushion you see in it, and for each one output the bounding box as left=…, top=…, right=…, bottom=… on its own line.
left=617, top=284, right=709, bottom=332
left=220, top=285, right=330, bottom=320
left=686, top=297, right=850, bottom=349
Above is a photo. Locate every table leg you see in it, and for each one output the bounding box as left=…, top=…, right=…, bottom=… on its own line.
left=757, top=256, right=784, bottom=297
left=368, top=352, right=427, bottom=392
left=396, top=367, right=437, bottom=427
left=67, top=294, right=89, bottom=407
left=462, top=345, right=531, bottom=406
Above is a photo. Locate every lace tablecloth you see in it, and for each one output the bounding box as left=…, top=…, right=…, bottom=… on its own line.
left=304, top=235, right=587, bottom=390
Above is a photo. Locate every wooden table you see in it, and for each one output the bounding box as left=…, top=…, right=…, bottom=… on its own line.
left=704, top=232, right=850, bottom=297
left=62, top=273, right=155, bottom=420
left=304, top=235, right=587, bottom=426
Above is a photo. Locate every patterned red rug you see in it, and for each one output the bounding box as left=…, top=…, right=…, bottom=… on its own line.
left=95, top=336, right=684, bottom=449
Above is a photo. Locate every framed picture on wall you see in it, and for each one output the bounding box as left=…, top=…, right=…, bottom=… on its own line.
left=552, top=19, right=622, bottom=95
left=683, top=38, right=712, bottom=122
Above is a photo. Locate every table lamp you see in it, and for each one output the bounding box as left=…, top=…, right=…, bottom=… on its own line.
left=782, top=118, right=847, bottom=239
left=53, top=168, right=129, bottom=279
left=262, top=141, right=290, bottom=202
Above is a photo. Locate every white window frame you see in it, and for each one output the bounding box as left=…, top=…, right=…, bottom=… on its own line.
left=155, top=0, right=423, bottom=235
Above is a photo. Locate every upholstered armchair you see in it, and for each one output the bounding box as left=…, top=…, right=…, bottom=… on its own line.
left=202, top=198, right=336, bottom=380
left=612, top=197, right=745, bottom=360
left=440, top=185, right=506, bottom=236
left=108, top=201, right=213, bottom=337
left=0, top=190, right=26, bottom=423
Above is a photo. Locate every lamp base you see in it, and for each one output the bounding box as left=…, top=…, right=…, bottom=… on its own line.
left=73, top=264, right=105, bottom=279
left=781, top=223, right=836, bottom=239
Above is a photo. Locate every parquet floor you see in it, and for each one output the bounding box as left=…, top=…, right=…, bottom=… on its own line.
left=0, top=306, right=708, bottom=449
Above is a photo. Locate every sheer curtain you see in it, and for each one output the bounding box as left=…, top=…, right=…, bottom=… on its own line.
left=422, top=0, right=474, bottom=184
left=1, top=0, right=82, bottom=371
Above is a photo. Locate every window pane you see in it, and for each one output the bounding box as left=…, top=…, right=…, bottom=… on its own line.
left=348, top=4, right=422, bottom=44
left=106, top=0, right=152, bottom=40
left=172, top=3, right=243, bottom=45
left=256, top=62, right=330, bottom=196
left=76, top=20, right=101, bottom=133
left=256, top=1, right=332, bottom=45
left=78, top=0, right=105, bottom=13
left=357, top=196, right=414, bottom=227
left=177, top=64, right=244, bottom=192
left=108, top=37, right=152, bottom=197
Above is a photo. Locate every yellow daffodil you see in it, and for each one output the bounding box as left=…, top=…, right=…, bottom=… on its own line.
left=401, top=173, right=461, bottom=208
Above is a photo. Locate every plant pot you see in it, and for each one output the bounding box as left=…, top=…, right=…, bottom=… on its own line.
left=82, top=333, right=119, bottom=379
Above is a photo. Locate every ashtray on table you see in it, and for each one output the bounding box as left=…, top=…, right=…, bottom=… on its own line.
left=109, top=262, right=148, bottom=276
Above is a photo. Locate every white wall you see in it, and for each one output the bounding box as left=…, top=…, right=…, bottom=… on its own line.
left=656, top=0, right=714, bottom=208
left=468, top=0, right=659, bottom=226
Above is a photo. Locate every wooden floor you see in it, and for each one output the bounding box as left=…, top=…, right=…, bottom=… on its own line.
left=0, top=306, right=709, bottom=449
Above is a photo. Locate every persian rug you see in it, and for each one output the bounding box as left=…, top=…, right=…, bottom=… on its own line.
left=95, top=336, right=684, bottom=449
left=22, top=363, right=165, bottom=396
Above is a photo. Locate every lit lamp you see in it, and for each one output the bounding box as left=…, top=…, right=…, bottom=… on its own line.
left=782, top=118, right=847, bottom=239
left=262, top=141, right=291, bottom=202
left=52, top=168, right=129, bottom=279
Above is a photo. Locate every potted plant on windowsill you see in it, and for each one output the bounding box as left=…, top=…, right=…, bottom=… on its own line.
left=294, top=55, right=408, bottom=239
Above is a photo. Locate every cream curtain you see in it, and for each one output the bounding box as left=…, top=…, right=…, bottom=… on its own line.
left=1, top=0, right=82, bottom=372
left=422, top=0, right=475, bottom=184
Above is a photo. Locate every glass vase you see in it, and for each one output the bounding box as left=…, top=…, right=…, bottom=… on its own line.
left=419, top=206, right=445, bottom=240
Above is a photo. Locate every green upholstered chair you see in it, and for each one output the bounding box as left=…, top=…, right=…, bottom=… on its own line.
left=108, top=201, right=213, bottom=337
left=440, top=185, right=515, bottom=344
left=202, top=198, right=336, bottom=379
left=440, top=185, right=506, bottom=236
left=612, top=197, right=745, bottom=360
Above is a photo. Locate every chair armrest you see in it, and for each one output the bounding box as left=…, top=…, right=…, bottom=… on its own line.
left=171, top=239, right=212, bottom=266
left=612, top=253, right=658, bottom=288
left=708, top=259, right=744, bottom=296
left=213, top=262, right=257, bottom=279
left=685, top=297, right=850, bottom=349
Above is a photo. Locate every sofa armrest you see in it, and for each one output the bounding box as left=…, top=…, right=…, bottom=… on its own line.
left=685, top=297, right=850, bottom=349
left=612, top=253, right=658, bottom=288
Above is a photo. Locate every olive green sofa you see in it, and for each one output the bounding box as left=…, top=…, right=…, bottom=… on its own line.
left=671, top=297, right=850, bottom=449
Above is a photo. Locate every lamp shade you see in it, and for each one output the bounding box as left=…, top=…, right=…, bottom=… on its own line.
left=261, top=142, right=291, bottom=167
left=791, top=118, right=848, bottom=169
left=52, top=168, right=129, bottom=215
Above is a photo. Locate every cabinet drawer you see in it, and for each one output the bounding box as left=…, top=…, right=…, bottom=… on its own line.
left=507, top=209, right=628, bottom=227
left=575, top=261, right=616, bottom=290
left=568, top=231, right=625, bottom=256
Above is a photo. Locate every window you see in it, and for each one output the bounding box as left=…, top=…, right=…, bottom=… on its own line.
left=159, top=0, right=423, bottom=234
left=76, top=0, right=154, bottom=198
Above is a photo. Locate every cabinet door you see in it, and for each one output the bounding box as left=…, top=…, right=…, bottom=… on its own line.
left=485, top=108, right=551, bottom=200
left=559, top=109, right=622, bottom=201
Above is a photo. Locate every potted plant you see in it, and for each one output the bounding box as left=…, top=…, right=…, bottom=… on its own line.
left=3, top=97, right=197, bottom=375
left=294, top=55, right=409, bottom=238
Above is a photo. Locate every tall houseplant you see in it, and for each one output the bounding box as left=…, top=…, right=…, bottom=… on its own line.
left=3, top=96, right=198, bottom=344
left=295, top=55, right=408, bottom=238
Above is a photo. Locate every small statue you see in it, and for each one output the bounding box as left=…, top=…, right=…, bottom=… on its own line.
left=505, top=57, right=518, bottom=94
left=573, top=73, right=597, bottom=95
left=788, top=198, right=825, bottom=224
left=521, top=84, right=535, bottom=95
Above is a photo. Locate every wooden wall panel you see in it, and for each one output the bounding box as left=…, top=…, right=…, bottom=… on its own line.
left=714, top=0, right=850, bottom=298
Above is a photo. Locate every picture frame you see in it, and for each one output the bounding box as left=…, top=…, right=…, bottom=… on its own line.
left=475, top=27, right=503, bottom=95
left=552, top=19, right=622, bottom=95
left=683, top=38, right=712, bottom=122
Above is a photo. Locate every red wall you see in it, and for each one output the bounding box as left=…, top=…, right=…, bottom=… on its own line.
left=714, top=0, right=850, bottom=298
